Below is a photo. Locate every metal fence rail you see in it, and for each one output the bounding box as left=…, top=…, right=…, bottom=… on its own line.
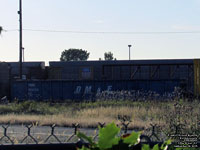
left=0, top=120, right=199, bottom=145
left=0, top=123, right=198, bottom=150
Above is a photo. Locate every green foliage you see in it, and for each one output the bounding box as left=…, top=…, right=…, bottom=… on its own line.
left=104, top=51, right=114, bottom=60
left=79, top=146, right=90, bottom=150
left=142, top=144, right=150, bottom=150
left=77, top=132, right=97, bottom=148
left=98, top=122, right=120, bottom=149
left=160, top=140, right=171, bottom=150
left=77, top=122, right=171, bottom=150
left=0, top=101, right=62, bottom=115
left=60, top=48, right=90, bottom=61
left=123, top=131, right=140, bottom=146
left=142, top=143, right=169, bottom=150
left=152, top=144, right=159, bottom=150
left=0, top=26, right=2, bottom=34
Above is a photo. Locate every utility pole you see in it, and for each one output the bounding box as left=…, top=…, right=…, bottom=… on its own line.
left=22, top=47, right=25, bottom=62
left=18, top=0, right=23, bottom=79
left=128, top=45, right=132, bottom=60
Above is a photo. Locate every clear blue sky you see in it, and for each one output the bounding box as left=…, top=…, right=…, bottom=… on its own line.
left=1, top=0, right=200, bottom=63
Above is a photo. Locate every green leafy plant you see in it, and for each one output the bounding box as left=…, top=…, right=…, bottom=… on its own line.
left=77, top=122, right=171, bottom=150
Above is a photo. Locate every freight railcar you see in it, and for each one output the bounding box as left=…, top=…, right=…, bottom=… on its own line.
left=7, top=61, right=46, bottom=80
left=0, top=62, right=46, bottom=100
left=0, top=62, right=10, bottom=99
left=10, top=59, right=200, bottom=101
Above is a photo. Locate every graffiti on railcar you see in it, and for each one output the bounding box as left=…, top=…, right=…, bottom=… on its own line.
left=74, top=85, right=113, bottom=94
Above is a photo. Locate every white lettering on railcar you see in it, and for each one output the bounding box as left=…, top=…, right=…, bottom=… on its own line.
left=28, top=83, right=35, bottom=87
left=28, top=88, right=39, bottom=92
left=107, top=86, right=112, bottom=91
left=74, top=85, right=112, bottom=94
left=74, top=86, right=81, bottom=94
left=84, top=86, right=92, bottom=94
left=96, top=88, right=101, bottom=94
left=28, top=83, right=39, bottom=98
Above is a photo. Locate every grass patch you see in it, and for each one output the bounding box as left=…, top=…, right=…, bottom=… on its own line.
left=0, top=99, right=199, bottom=133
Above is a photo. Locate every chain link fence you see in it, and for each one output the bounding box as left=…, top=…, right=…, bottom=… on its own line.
left=0, top=117, right=199, bottom=145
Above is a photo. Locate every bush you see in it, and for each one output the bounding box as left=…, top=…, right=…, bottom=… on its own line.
left=77, top=122, right=171, bottom=150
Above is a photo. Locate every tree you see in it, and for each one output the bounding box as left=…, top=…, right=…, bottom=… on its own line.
left=60, top=48, right=90, bottom=61
left=104, top=51, right=115, bottom=60
left=0, top=26, right=2, bottom=34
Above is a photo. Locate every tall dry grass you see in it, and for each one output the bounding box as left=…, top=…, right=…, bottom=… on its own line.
left=0, top=99, right=199, bottom=132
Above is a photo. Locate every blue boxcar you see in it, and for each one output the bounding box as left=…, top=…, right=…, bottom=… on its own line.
left=11, top=80, right=181, bottom=101
left=10, top=59, right=200, bottom=100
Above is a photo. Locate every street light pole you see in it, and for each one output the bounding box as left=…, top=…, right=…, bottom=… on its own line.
left=128, top=45, right=132, bottom=60
left=18, top=0, right=23, bottom=79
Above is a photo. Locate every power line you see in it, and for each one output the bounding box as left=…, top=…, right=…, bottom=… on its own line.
left=4, top=28, right=200, bottom=34
left=4, top=29, right=19, bottom=32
